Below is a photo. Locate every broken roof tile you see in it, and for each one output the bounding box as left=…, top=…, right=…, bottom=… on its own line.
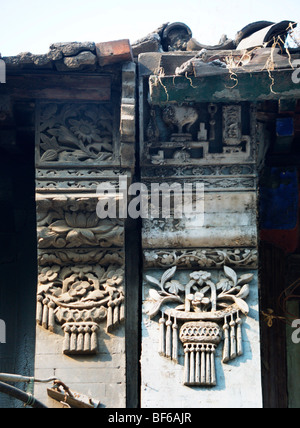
left=2, top=20, right=299, bottom=75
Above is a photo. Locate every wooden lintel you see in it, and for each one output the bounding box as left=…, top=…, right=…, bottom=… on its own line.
left=149, top=68, right=300, bottom=104
left=0, top=73, right=111, bottom=101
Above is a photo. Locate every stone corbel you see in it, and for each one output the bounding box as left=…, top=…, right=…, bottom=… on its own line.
left=33, top=64, right=135, bottom=363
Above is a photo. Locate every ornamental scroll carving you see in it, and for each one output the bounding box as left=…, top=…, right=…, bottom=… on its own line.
left=144, top=265, right=253, bottom=386
left=144, top=248, right=258, bottom=269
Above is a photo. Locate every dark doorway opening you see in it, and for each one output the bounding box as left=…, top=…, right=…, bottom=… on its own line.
left=0, top=100, right=37, bottom=407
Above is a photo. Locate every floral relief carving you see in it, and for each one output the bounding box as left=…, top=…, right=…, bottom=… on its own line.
left=36, top=197, right=124, bottom=249
left=144, top=265, right=254, bottom=386
left=144, top=248, right=258, bottom=269
left=35, top=193, right=125, bottom=355
left=37, top=102, right=115, bottom=164
left=37, top=264, right=125, bottom=354
left=38, top=249, right=124, bottom=267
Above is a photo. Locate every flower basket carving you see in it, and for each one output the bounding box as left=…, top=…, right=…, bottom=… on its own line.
left=144, top=265, right=254, bottom=386
left=37, top=264, right=125, bottom=355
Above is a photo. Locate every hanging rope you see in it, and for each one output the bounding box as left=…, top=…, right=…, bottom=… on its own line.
left=261, top=309, right=286, bottom=327
left=260, top=276, right=300, bottom=328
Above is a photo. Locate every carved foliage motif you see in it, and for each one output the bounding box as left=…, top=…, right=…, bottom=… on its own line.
left=144, top=248, right=258, bottom=269
left=38, top=248, right=124, bottom=267
left=36, top=102, right=115, bottom=165
left=144, top=265, right=253, bottom=386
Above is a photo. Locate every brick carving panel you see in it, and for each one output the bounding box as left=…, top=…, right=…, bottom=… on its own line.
left=34, top=64, right=136, bottom=358
left=36, top=102, right=116, bottom=166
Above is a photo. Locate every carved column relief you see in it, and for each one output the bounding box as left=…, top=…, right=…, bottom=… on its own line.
left=35, top=64, right=136, bottom=357
left=139, top=58, right=260, bottom=397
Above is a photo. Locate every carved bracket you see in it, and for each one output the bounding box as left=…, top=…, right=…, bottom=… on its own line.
left=34, top=64, right=136, bottom=360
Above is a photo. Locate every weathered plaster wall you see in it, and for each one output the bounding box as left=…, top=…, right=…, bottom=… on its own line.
left=34, top=325, right=125, bottom=408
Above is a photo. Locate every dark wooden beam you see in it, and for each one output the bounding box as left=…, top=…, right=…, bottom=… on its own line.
left=149, top=68, right=300, bottom=104
left=259, top=241, right=288, bottom=408
left=125, top=217, right=142, bottom=408
left=0, top=73, right=111, bottom=101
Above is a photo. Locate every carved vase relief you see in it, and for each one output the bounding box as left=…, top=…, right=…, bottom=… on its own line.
left=144, top=103, right=253, bottom=166
left=144, top=265, right=253, bottom=386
